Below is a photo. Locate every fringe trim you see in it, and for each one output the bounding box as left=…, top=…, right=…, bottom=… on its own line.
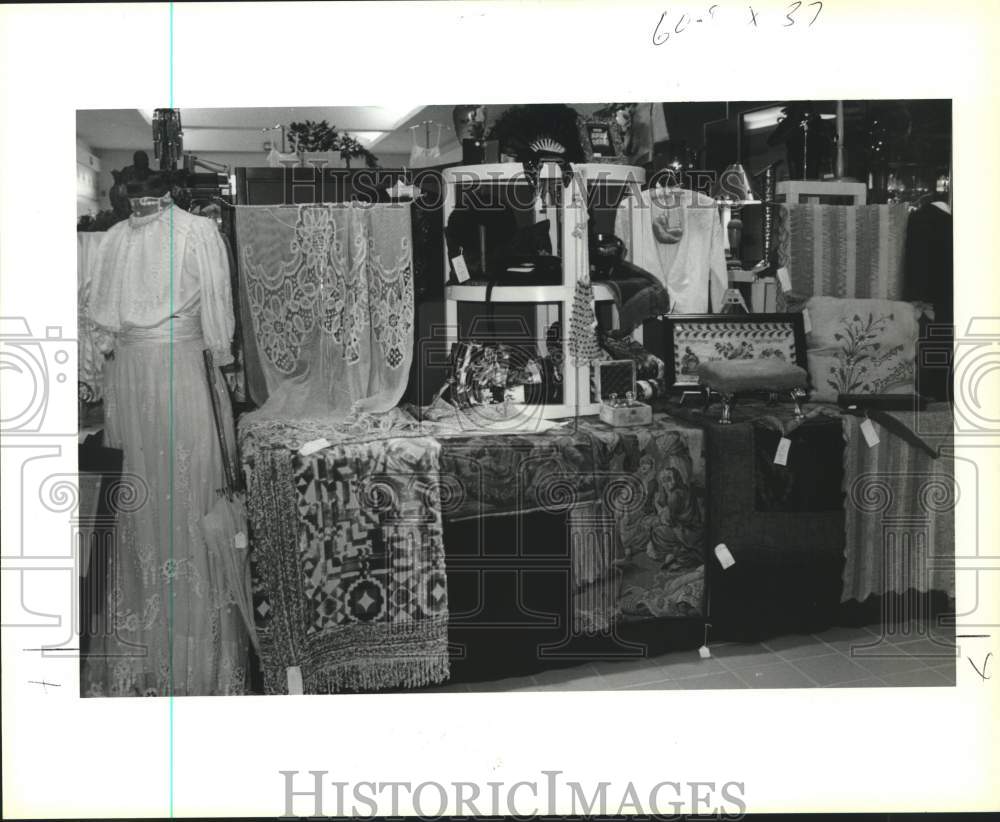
left=305, top=652, right=450, bottom=693
left=259, top=629, right=450, bottom=694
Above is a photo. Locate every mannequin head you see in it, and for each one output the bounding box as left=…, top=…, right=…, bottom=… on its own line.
left=132, top=150, right=152, bottom=174
left=125, top=171, right=172, bottom=199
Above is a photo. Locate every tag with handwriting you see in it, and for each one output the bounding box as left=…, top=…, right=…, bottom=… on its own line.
left=802, top=308, right=812, bottom=334
left=776, top=267, right=792, bottom=292
left=452, top=254, right=471, bottom=283
left=299, top=438, right=331, bottom=456
left=286, top=665, right=303, bottom=695
left=774, top=437, right=792, bottom=466
left=860, top=418, right=880, bottom=448
left=698, top=645, right=712, bottom=659
left=714, top=543, right=736, bottom=570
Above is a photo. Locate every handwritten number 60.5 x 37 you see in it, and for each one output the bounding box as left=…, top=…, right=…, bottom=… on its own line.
left=653, top=2, right=823, bottom=45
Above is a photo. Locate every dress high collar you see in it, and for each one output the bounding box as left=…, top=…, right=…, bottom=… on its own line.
left=128, top=193, right=174, bottom=227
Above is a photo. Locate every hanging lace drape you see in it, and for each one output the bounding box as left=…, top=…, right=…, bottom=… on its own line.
left=234, top=203, right=414, bottom=421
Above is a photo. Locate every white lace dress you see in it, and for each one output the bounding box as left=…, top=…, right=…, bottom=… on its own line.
left=83, top=199, right=247, bottom=696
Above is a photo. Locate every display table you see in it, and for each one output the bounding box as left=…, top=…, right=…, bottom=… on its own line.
left=241, top=412, right=706, bottom=692
left=667, top=398, right=848, bottom=640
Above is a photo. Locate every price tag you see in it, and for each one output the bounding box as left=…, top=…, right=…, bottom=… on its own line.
left=286, top=665, right=303, bottom=695
left=774, top=437, right=792, bottom=466
left=452, top=254, right=471, bottom=283
left=860, top=418, right=880, bottom=448
left=234, top=531, right=248, bottom=549
left=714, top=543, right=736, bottom=570
left=776, top=266, right=792, bottom=292
left=299, top=438, right=331, bottom=456
left=802, top=308, right=812, bottom=334
left=506, top=385, right=526, bottom=403
left=698, top=645, right=712, bottom=659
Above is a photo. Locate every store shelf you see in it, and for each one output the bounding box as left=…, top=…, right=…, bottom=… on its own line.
left=442, top=162, right=645, bottom=420
left=445, top=281, right=618, bottom=303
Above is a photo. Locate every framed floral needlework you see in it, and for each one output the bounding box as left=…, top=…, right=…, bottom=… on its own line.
left=658, top=313, right=807, bottom=389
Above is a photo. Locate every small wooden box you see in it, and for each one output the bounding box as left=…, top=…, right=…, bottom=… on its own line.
left=599, top=401, right=652, bottom=427
left=595, top=359, right=637, bottom=402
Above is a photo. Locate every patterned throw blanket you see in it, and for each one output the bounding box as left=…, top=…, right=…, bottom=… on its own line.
left=841, top=407, right=955, bottom=603
left=775, top=204, right=910, bottom=300
left=242, top=418, right=448, bottom=693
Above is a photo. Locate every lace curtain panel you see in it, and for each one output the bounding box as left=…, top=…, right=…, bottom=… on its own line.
left=234, top=203, right=414, bottom=421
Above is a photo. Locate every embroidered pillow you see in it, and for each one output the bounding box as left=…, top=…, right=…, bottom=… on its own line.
left=805, top=297, right=921, bottom=402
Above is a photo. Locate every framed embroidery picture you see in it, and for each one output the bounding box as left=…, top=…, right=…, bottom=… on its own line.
left=658, top=313, right=807, bottom=389
left=577, top=114, right=628, bottom=163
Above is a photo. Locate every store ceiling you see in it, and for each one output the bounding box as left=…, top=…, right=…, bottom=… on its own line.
left=77, top=106, right=428, bottom=155
left=77, top=103, right=609, bottom=158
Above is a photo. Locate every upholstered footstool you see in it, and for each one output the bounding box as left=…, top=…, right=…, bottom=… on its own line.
left=697, top=360, right=809, bottom=424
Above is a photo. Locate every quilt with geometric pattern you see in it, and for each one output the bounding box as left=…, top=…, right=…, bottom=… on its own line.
left=243, top=426, right=448, bottom=693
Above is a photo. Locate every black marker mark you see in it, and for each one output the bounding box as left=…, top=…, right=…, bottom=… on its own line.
left=28, top=680, right=61, bottom=693
left=675, top=13, right=690, bottom=33
left=808, top=1, right=823, bottom=24
left=749, top=6, right=759, bottom=26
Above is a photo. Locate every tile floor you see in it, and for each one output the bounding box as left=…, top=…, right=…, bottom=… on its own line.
left=427, top=620, right=958, bottom=692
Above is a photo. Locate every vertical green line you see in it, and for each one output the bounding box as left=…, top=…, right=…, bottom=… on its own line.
left=168, top=2, right=175, bottom=819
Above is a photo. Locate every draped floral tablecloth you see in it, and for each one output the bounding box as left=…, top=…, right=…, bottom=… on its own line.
left=241, top=416, right=448, bottom=694
left=435, top=415, right=707, bottom=633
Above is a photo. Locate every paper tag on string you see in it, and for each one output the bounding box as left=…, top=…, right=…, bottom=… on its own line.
left=776, top=267, right=792, bottom=292
left=698, top=645, right=712, bottom=659
left=299, top=438, right=331, bottom=456
left=714, top=543, right=736, bottom=570
left=234, top=532, right=248, bottom=550
left=860, top=418, right=880, bottom=448
left=506, top=385, right=525, bottom=404
left=802, top=308, right=812, bottom=334
left=774, top=437, right=792, bottom=466
left=286, top=666, right=303, bottom=695
left=452, top=254, right=471, bottom=283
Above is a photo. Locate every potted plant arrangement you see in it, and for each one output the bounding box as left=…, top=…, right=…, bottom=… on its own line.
left=286, top=120, right=379, bottom=168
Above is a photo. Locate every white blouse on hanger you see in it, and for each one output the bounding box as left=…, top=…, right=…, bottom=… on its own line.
left=615, top=186, right=728, bottom=314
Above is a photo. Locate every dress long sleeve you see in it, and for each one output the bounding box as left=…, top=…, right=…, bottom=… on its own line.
left=87, top=223, right=127, bottom=354
left=194, top=220, right=236, bottom=366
